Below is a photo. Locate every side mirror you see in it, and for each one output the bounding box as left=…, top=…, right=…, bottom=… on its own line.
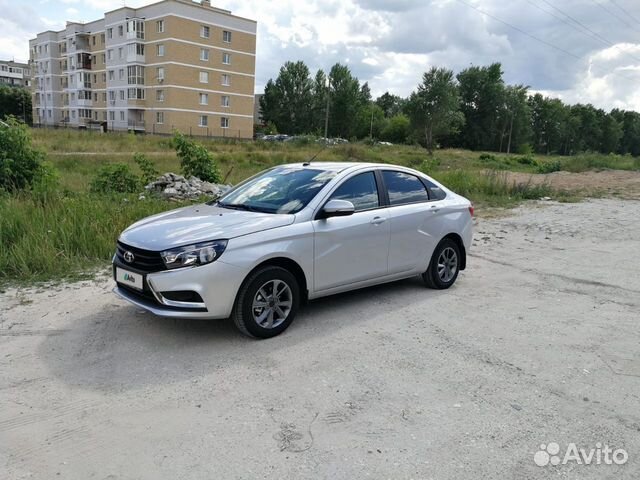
left=319, top=199, right=355, bottom=219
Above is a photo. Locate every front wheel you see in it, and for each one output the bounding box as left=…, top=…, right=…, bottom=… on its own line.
left=231, top=266, right=300, bottom=338
left=422, top=238, right=461, bottom=289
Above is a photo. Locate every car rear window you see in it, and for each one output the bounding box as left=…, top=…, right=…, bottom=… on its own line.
left=382, top=171, right=429, bottom=206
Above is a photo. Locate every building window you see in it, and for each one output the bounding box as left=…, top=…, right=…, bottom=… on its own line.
left=201, top=26, right=210, bottom=38
left=156, top=89, right=164, bottom=102
left=101, top=53, right=106, bottom=64
left=102, top=92, right=107, bottom=101
left=199, top=93, right=208, bottom=105
left=157, top=44, right=165, bottom=57
left=119, top=47, right=123, bottom=59
left=220, top=117, right=229, bottom=128
left=199, top=71, right=209, bottom=83
left=107, top=49, right=113, bottom=60
left=156, top=67, right=165, bottom=81
left=102, top=72, right=107, bottom=82
left=101, top=33, right=105, bottom=44
left=118, top=25, right=123, bottom=37
left=72, top=110, right=76, bottom=119
left=92, top=36, right=96, bottom=46
left=108, top=70, right=114, bottom=81
left=199, top=115, right=208, bottom=127
left=107, top=28, right=113, bottom=39
left=200, top=49, right=209, bottom=61
left=109, top=111, right=115, bottom=121
left=223, top=30, right=232, bottom=43
left=120, top=90, right=125, bottom=100
left=119, top=69, right=124, bottom=80
left=221, top=95, right=229, bottom=107
left=156, top=20, right=164, bottom=33
left=222, top=52, right=231, bottom=65
left=128, top=87, right=145, bottom=100
left=156, top=112, right=164, bottom=124
left=120, top=111, right=125, bottom=121
left=127, top=65, right=145, bottom=85
left=221, top=74, right=230, bottom=86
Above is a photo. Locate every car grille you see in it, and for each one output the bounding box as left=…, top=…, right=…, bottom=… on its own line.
left=115, top=241, right=166, bottom=272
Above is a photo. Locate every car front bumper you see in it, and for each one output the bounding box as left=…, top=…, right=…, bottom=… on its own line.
left=112, top=258, right=248, bottom=319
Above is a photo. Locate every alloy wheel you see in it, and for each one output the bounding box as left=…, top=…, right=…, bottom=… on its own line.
left=437, top=247, right=458, bottom=283
left=252, top=279, right=293, bottom=329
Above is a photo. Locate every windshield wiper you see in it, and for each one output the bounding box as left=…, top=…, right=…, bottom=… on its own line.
left=217, top=202, right=269, bottom=213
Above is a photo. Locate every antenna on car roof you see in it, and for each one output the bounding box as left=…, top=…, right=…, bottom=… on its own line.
left=302, top=142, right=328, bottom=166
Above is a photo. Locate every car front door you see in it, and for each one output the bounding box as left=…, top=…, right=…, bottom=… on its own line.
left=382, top=170, right=444, bottom=275
left=312, top=171, right=390, bottom=292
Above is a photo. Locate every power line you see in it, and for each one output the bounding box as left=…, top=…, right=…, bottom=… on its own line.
left=590, top=0, right=640, bottom=33
left=610, top=0, right=640, bottom=25
left=534, top=0, right=640, bottom=64
left=455, top=0, right=637, bottom=82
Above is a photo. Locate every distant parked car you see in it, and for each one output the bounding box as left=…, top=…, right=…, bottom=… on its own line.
left=113, top=162, right=473, bottom=338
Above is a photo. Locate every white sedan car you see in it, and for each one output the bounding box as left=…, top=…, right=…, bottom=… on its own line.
left=113, top=162, right=474, bottom=338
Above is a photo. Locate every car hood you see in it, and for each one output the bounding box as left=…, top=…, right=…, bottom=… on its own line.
left=119, top=204, right=295, bottom=251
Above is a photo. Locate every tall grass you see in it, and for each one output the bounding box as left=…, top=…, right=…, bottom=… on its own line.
left=0, top=191, right=172, bottom=282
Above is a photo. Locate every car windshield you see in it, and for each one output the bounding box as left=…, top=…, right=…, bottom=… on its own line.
left=217, top=166, right=337, bottom=214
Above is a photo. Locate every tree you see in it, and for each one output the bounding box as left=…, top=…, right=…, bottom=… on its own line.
left=327, top=63, right=363, bottom=138
left=380, top=114, right=411, bottom=144
left=258, top=61, right=314, bottom=134
left=375, top=92, right=406, bottom=118
left=354, top=103, right=386, bottom=139
left=497, top=85, right=530, bottom=153
left=0, top=86, right=32, bottom=125
left=457, top=63, right=505, bottom=150
left=406, top=67, right=464, bottom=153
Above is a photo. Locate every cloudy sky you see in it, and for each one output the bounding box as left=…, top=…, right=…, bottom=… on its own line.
left=3, top=0, right=640, bottom=111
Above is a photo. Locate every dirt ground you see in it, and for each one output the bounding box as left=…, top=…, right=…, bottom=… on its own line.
left=507, top=169, right=640, bottom=199
left=1, top=198, right=639, bottom=480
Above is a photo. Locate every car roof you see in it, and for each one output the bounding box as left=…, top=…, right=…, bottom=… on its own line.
left=278, top=161, right=392, bottom=173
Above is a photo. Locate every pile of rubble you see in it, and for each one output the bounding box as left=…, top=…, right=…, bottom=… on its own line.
left=144, top=173, right=232, bottom=200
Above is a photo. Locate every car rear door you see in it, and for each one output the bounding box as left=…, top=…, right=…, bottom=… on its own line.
left=381, top=170, right=444, bottom=275
left=312, top=171, right=390, bottom=292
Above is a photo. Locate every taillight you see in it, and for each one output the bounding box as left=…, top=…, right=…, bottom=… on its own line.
left=468, top=204, right=474, bottom=217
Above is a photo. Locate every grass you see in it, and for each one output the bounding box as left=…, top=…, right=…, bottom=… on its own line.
left=2, top=128, right=638, bottom=285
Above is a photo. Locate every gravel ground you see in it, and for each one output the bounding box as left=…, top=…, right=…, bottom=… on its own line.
left=1, top=198, right=639, bottom=480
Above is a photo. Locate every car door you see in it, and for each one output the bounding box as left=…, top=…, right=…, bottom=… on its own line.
left=312, top=171, right=390, bottom=292
left=382, top=170, right=444, bottom=275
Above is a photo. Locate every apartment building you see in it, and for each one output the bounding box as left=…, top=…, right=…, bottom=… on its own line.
left=0, top=60, right=31, bottom=87
left=29, top=0, right=256, bottom=138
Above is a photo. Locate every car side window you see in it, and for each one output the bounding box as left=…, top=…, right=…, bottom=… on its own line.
left=422, top=178, right=447, bottom=200
left=330, top=172, right=380, bottom=211
left=382, top=171, right=429, bottom=206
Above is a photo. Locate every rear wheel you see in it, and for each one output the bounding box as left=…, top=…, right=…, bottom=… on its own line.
left=231, top=266, right=300, bottom=338
left=422, top=238, right=461, bottom=289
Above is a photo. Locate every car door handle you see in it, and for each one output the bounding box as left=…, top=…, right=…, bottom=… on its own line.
left=370, top=216, right=386, bottom=225
left=430, top=205, right=440, bottom=213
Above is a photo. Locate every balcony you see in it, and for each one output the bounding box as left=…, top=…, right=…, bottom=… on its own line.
left=127, top=120, right=145, bottom=131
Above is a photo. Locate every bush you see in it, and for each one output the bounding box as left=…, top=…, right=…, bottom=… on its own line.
left=380, top=114, right=410, bottom=144
left=89, top=163, right=140, bottom=193
left=173, top=132, right=221, bottom=183
left=0, top=117, right=47, bottom=192
left=133, top=152, right=159, bottom=185
left=537, top=160, right=562, bottom=174
left=515, top=155, right=537, bottom=166
left=478, top=153, right=497, bottom=162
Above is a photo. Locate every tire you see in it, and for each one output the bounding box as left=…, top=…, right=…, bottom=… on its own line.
left=422, top=238, right=461, bottom=289
left=231, top=266, right=300, bottom=339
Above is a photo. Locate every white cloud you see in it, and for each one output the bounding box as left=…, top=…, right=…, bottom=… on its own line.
left=6, top=0, right=640, bottom=111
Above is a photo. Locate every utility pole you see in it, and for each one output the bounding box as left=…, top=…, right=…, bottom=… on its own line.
left=323, top=77, right=330, bottom=140
left=369, top=102, right=374, bottom=139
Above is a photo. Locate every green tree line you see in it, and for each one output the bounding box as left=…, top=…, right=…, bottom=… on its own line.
left=259, top=61, right=640, bottom=156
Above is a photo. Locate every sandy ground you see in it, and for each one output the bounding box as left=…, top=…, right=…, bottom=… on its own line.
left=1, top=198, right=639, bottom=479
left=507, top=169, right=640, bottom=199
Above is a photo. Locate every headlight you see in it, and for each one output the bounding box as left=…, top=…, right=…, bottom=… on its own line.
left=161, top=240, right=228, bottom=269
